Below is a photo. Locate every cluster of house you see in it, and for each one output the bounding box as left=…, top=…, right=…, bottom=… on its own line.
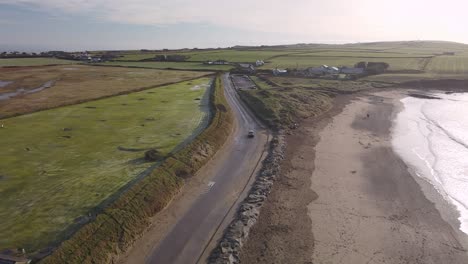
left=71, top=52, right=102, bottom=62
left=204, top=60, right=230, bottom=65
left=235, top=60, right=265, bottom=73
left=206, top=59, right=264, bottom=68
left=0, top=51, right=40, bottom=58
left=273, top=62, right=389, bottom=79
left=304, top=65, right=365, bottom=76
left=69, top=52, right=118, bottom=63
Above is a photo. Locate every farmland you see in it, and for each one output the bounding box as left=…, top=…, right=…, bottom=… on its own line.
left=0, top=58, right=78, bottom=67
left=293, top=51, right=433, bottom=58
left=99, top=61, right=233, bottom=71
left=261, top=55, right=430, bottom=71
left=0, top=77, right=213, bottom=252
left=0, top=65, right=209, bottom=118
left=113, top=50, right=296, bottom=62
left=426, top=56, right=468, bottom=74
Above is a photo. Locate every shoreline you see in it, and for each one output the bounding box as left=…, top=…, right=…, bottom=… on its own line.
left=309, top=90, right=468, bottom=263
left=240, top=89, right=468, bottom=263
left=391, top=90, right=468, bottom=251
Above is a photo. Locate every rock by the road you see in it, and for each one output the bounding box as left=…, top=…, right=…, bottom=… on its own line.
left=209, top=135, right=286, bottom=264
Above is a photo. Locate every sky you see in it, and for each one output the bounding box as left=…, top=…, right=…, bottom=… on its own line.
left=0, top=0, right=467, bottom=51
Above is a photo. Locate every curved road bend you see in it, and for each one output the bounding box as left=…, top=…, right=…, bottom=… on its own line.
left=145, top=73, right=270, bottom=264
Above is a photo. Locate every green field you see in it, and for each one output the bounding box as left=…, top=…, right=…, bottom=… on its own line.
left=0, top=65, right=209, bottom=118
left=426, top=56, right=468, bottom=74
left=294, top=51, right=433, bottom=58
left=262, top=55, right=429, bottom=71
left=99, top=61, right=233, bottom=71
left=114, top=50, right=297, bottom=62
left=0, top=58, right=78, bottom=67
left=183, top=50, right=295, bottom=62
left=0, top=77, right=212, bottom=251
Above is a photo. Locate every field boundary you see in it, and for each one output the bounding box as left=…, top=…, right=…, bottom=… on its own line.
left=39, top=74, right=234, bottom=264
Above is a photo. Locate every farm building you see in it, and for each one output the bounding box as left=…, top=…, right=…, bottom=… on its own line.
left=237, top=63, right=256, bottom=73
left=340, top=67, right=365, bottom=75
left=255, top=60, right=265, bottom=66
left=306, top=65, right=340, bottom=75
left=354, top=61, right=389, bottom=74
left=205, top=60, right=229, bottom=65
left=273, top=68, right=288, bottom=76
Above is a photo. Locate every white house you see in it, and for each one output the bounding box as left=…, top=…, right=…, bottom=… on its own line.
left=326, top=66, right=340, bottom=74
left=238, top=63, right=256, bottom=73
left=307, top=65, right=339, bottom=75
left=273, top=68, right=288, bottom=76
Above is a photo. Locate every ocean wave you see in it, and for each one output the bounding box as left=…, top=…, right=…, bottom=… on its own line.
left=393, top=93, right=468, bottom=234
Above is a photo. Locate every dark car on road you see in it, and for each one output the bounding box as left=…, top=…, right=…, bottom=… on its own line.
left=248, top=130, right=255, bottom=138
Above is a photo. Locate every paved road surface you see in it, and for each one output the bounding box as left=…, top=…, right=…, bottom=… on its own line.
left=145, top=73, right=269, bottom=264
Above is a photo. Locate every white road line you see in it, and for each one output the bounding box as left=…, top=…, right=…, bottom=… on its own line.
left=200, top=181, right=216, bottom=195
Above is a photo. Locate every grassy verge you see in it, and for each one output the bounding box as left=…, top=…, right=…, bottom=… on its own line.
left=239, top=88, right=332, bottom=129
left=237, top=75, right=384, bottom=129
left=39, top=74, right=233, bottom=264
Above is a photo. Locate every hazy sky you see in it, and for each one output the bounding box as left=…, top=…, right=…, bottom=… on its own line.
left=1, top=0, right=467, bottom=51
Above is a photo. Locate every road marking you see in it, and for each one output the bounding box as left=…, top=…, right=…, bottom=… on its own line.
left=200, top=181, right=216, bottom=195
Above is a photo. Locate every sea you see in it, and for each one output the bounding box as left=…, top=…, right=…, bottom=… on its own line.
left=392, top=92, right=468, bottom=235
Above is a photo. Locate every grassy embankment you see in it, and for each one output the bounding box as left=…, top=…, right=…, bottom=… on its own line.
left=239, top=75, right=388, bottom=129
left=0, top=58, right=78, bottom=67
left=0, top=65, right=209, bottom=118
left=0, top=77, right=213, bottom=253
left=40, top=74, right=233, bottom=263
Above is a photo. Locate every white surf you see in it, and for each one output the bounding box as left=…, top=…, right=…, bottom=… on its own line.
left=392, top=92, right=468, bottom=235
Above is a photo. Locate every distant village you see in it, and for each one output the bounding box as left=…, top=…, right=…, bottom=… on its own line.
left=234, top=61, right=389, bottom=80
left=0, top=50, right=117, bottom=63
left=1, top=50, right=389, bottom=80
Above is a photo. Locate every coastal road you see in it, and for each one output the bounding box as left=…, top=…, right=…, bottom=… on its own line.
left=142, top=73, right=270, bottom=264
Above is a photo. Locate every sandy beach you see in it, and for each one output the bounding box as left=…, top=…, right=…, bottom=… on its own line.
left=241, top=90, right=468, bottom=264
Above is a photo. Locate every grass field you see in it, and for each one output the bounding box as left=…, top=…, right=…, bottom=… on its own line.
left=0, top=77, right=213, bottom=252
left=0, top=65, right=209, bottom=118
left=99, top=61, right=233, bottom=71
left=183, top=50, right=295, bottom=62
left=0, top=58, right=78, bottom=67
left=113, top=50, right=296, bottom=62
left=262, top=55, right=429, bottom=71
left=426, top=56, right=468, bottom=74
left=294, top=51, right=433, bottom=58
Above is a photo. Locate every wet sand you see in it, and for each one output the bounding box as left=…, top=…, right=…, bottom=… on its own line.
left=240, top=90, right=468, bottom=264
